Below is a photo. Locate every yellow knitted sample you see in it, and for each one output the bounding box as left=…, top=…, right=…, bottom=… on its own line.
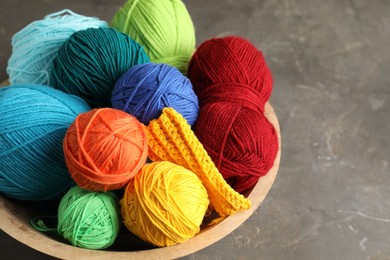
left=146, top=107, right=251, bottom=217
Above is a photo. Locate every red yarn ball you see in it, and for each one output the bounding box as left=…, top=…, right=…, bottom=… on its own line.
left=63, top=108, right=148, bottom=191
left=188, top=36, right=278, bottom=193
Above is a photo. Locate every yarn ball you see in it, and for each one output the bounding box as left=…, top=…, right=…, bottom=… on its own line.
left=52, top=27, right=150, bottom=107
left=111, top=62, right=199, bottom=125
left=57, top=186, right=121, bottom=249
left=0, top=84, right=90, bottom=201
left=121, top=161, right=209, bottom=247
left=111, top=0, right=195, bottom=74
left=187, top=36, right=279, bottom=193
left=63, top=108, right=148, bottom=192
left=7, top=9, right=107, bottom=86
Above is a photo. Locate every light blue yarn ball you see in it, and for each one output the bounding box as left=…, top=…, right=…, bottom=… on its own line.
left=111, top=63, right=199, bottom=125
left=6, top=9, right=108, bottom=86
left=0, top=84, right=91, bottom=201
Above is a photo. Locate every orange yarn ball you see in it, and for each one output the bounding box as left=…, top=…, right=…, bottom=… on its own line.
left=63, top=108, right=148, bottom=191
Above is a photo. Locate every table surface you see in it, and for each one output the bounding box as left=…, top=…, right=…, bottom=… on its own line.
left=1, top=0, right=390, bottom=259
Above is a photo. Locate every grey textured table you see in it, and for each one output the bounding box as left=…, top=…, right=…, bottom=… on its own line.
left=1, top=0, right=390, bottom=259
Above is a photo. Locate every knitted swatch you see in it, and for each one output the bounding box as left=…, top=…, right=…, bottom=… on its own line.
left=146, top=107, right=250, bottom=217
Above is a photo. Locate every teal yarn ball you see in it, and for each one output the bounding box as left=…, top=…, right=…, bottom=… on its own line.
left=0, top=84, right=90, bottom=201
left=52, top=27, right=150, bottom=107
left=57, top=186, right=121, bottom=249
left=111, top=62, right=199, bottom=125
left=7, top=9, right=108, bottom=86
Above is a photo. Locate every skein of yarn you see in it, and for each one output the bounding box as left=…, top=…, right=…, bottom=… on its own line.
left=0, top=84, right=90, bottom=201
left=188, top=36, right=279, bottom=193
left=111, top=0, right=195, bottom=74
left=7, top=9, right=107, bottom=86
left=111, top=62, right=199, bottom=125
left=63, top=108, right=148, bottom=192
left=121, top=161, right=209, bottom=247
left=57, top=186, right=121, bottom=249
left=52, top=27, right=150, bottom=107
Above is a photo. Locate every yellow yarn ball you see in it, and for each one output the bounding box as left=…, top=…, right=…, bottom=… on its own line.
left=120, top=161, right=209, bottom=247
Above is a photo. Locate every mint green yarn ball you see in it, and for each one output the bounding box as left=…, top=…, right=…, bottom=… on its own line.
left=111, top=0, right=195, bottom=74
left=57, top=186, right=121, bottom=249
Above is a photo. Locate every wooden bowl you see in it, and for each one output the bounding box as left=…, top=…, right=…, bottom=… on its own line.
left=0, top=80, right=281, bottom=259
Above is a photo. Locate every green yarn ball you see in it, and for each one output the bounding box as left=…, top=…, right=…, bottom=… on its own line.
left=111, top=0, right=195, bottom=74
left=57, top=186, right=121, bottom=249
left=52, top=27, right=150, bottom=107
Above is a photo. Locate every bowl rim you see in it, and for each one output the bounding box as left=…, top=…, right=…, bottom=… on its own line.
left=0, top=80, right=281, bottom=259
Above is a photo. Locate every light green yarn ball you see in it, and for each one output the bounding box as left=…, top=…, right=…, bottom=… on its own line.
left=57, top=186, right=121, bottom=249
left=111, top=0, right=195, bottom=74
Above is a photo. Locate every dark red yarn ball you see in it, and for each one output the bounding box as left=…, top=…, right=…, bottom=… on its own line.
left=188, top=36, right=278, bottom=193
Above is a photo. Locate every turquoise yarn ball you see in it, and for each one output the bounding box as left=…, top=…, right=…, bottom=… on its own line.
left=111, top=62, right=199, bottom=125
left=52, top=27, right=150, bottom=107
left=0, top=84, right=91, bottom=201
left=7, top=9, right=108, bottom=86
